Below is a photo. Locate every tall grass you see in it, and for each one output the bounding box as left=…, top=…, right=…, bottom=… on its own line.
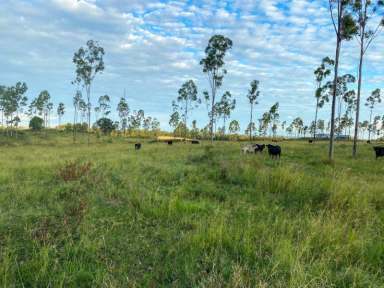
left=0, top=132, right=383, bottom=287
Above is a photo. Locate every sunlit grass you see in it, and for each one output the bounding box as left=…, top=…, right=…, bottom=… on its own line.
left=0, top=131, right=383, bottom=287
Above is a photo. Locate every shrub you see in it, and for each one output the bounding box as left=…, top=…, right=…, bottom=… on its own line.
left=57, top=161, right=92, bottom=182
left=29, top=116, right=44, bottom=131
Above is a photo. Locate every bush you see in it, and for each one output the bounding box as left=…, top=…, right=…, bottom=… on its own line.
left=29, top=116, right=44, bottom=131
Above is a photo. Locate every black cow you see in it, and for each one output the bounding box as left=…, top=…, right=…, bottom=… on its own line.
left=191, top=140, right=200, bottom=144
left=135, top=143, right=142, bottom=150
left=167, top=141, right=173, bottom=145
left=367, top=140, right=371, bottom=144
left=308, top=139, right=313, bottom=144
left=253, top=144, right=265, bottom=153
left=267, top=144, right=281, bottom=159
left=373, top=146, right=384, bottom=159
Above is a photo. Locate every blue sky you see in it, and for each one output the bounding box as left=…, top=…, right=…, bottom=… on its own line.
left=1, top=0, right=383, bottom=131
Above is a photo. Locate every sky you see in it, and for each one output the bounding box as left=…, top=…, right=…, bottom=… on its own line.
left=1, top=0, right=384, bottom=131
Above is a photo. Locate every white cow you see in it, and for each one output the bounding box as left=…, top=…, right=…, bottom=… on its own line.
left=241, top=145, right=254, bottom=154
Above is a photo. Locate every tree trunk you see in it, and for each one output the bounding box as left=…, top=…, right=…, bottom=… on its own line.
left=368, top=108, right=373, bottom=141
left=328, top=7, right=342, bottom=160
left=86, top=85, right=91, bottom=146
left=249, top=104, right=253, bottom=141
left=314, top=96, right=320, bottom=139
left=352, top=29, right=365, bottom=157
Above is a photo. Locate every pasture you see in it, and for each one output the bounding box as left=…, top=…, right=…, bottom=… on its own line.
left=0, top=132, right=383, bottom=287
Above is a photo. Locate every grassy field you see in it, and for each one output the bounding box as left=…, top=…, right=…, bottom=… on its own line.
left=0, top=132, right=383, bottom=287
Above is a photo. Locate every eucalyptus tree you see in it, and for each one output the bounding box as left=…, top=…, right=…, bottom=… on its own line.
left=73, top=90, right=82, bottom=142
left=229, top=120, right=240, bottom=135
left=322, top=74, right=356, bottom=135
left=247, top=80, right=260, bottom=141
left=46, top=102, right=53, bottom=128
left=269, top=102, right=279, bottom=137
left=200, top=35, right=233, bottom=142
left=216, top=91, right=235, bottom=136
left=57, top=103, right=65, bottom=127
left=260, top=112, right=271, bottom=136
left=95, top=94, right=111, bottom=118
left=151, top=118, right=160, bottom=136
left=328, top=0, right=358, bottom=160
left=292, top=117, right=304, bottom=138
left=365, top=88, right=381, bottom=141
left=30, top=90, right=51, bottom=127
left=117, top=97, right=129, bottom=134
left=352, top=0, right=384, bottom=156
left=173, top=80, right=200, bottom=137
left=2, top=82, right=28, bottom=136
left=73, top=40, right=105, bottom=144
left=246, top=122, right=257, bottom=137
left=313, top=57, right=334, bottom=138
left=169, top=111, right=180, bottom=135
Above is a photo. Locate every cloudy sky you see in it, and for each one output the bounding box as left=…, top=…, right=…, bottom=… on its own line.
left=1, top=0, right=383, bottom=130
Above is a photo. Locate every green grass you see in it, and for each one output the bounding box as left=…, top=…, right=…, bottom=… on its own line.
left=0, top=132, right=383, bottom=287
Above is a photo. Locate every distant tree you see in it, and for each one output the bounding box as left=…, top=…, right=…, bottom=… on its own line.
left=317, top=119, right=325, bottom=133
left=2, top=82, right=28, bottom=136
left=173, top=80, right=200, bottom=137
left=292, top=117, right=304, bottom=138
left=73, top=40, right=105, bottom=145
left=365, top=88, right=381, bottom=141
left=269, top=102, right=279, bottom=137
left=200, top=35, right=233, bottom=142
left=57, top=102, right=65, bottom=127
left=30, top=90, right=51, bottom=127
left=72, top=90, right=83, bottom=142
left=96, top=117, right=116, bottom=135
left=95, top=95, right=111, bottom=119
left=229, top=119, right=240, bottom=135
left=328, top=0, right=358, bottom=160
left=117, top=97, right=129, bottom=134
left=314, top=57, right=334, bottom=138
left=352, top=0, right=384, bottom=156
left=46, top=102, right=53, bottom=128
left=169, top=111, right=180, bottom=135
left=322, top=74, right=355, bottom=135
left=151, top=118, right=161, bottom=135
left=29, top=116, right=44, bottom=131
left=246, top=80, right=260, bottom=141
left=245, top=122, right=256, bottom=138
left=216, top=91, right=236, bottom=136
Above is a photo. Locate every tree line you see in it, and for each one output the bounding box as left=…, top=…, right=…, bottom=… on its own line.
left=1, top=0, right=384, bottom=160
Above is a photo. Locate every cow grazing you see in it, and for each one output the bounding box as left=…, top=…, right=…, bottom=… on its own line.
left=267, top=144, right=281, bottom=159
left=167, top=141, right=173, bottom=145
left=308, top=139, right=313, bottom=144
left=135, top=143, right=142, bottom=150
left=191, top=140, right=200, bottom=144
left=253, top=144, right=265, bottom=153
left=367, top=140, right=371, bottom=144
left=242, top=145, right=254, bottom=154
left=373, top=146, right=384, bottom=159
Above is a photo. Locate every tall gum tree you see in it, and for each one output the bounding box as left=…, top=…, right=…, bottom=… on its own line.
left=351, top=0, right=384, bottom=157
left=200, top=35, right=232, bottom=143
left=73, top=40, right=105, bottom=145
left=313, top=57, right=334, bottom=139
left=328, top=0, right=358, bottom=160
left=247, top=80, right=260, bottom=141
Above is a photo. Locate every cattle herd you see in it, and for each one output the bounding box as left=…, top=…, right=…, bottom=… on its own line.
left=133, top=140, right=383, bottom=160
left=242, top=143, right=281, bottom=159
